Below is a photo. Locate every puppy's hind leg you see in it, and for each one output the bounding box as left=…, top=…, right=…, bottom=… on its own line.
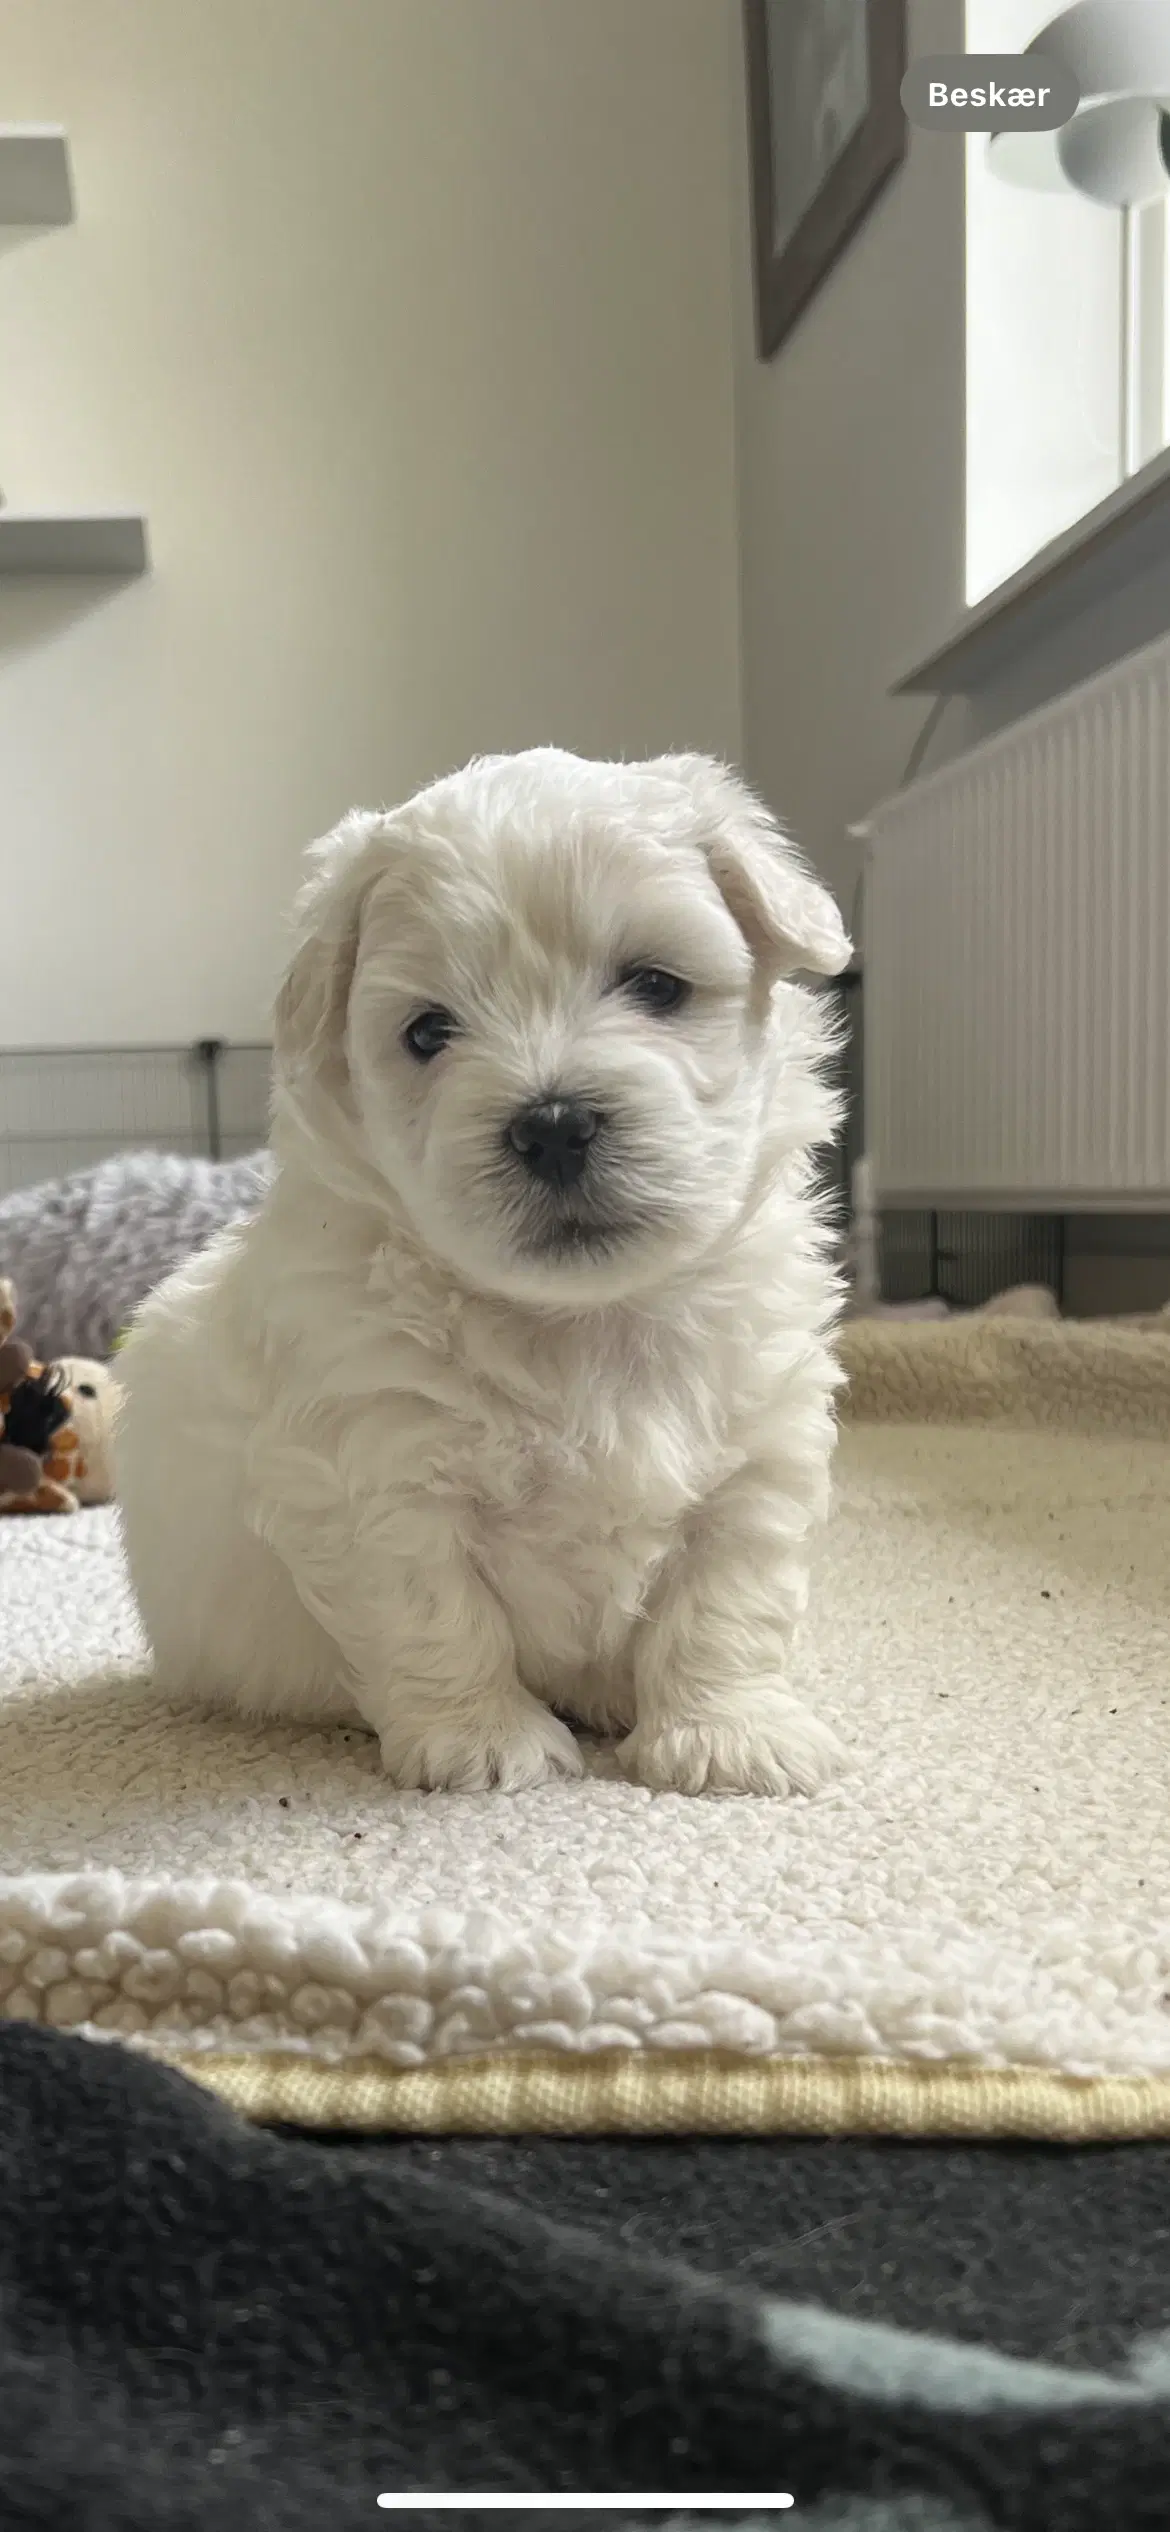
left=130, top=1490, right=359, bottom=1728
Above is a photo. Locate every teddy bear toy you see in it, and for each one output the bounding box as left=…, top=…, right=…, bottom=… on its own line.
left=0, top=1277, right=118, bottom=1514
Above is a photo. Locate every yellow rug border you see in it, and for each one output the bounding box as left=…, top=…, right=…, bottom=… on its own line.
left=157, top=2046, right=1170, bottom=2140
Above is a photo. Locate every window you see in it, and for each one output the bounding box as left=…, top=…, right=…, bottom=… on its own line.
left=965, top=0, right=1170, bottom=605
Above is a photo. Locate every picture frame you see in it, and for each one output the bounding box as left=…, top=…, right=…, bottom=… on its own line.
left=744, top=0, right=907, bottom=361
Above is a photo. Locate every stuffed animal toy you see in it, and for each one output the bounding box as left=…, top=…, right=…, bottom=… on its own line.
left=0, top=1282, right=43, bottom=1501
left=0, top=1278, right=119, bottom=1514
left=54, top=1355, right=120, bottom=1505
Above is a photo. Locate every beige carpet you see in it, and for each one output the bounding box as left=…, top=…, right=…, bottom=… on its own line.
left=1, top=1316, right=1168, bottom=2133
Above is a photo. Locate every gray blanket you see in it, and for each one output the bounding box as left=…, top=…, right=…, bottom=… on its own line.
left=0, top=1149, right=273, bottom=1362
left=3, top=2023, right=1168, bottom=2528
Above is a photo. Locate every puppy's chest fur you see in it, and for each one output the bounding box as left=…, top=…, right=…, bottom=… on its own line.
left=416, top=1303, right=744, bottom=1692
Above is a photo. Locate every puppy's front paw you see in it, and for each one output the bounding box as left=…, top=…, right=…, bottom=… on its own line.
left=380, top=1697, right=585, bottom=1794
left=618, top=1692, right=846, bottom=1798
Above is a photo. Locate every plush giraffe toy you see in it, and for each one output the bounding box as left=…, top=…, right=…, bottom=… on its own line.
left=0, top=1278, right=118, bottom=1514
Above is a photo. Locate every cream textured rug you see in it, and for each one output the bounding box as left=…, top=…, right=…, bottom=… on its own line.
left=1, top=1315, right=1168, bottom=2134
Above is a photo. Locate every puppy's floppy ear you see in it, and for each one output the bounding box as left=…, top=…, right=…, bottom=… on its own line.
left=273, top=811, right=388, bottom=1077
left=653, top=754, right=851, bottom=979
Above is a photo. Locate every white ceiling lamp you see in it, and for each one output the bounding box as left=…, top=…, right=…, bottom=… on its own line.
left=989, top=0, right=1170, bottom=205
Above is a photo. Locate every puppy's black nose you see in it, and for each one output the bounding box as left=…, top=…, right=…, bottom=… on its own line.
left=507, top=1098, right=600, bottom=1190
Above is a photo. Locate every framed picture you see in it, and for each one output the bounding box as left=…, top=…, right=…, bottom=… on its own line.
left=744, top=0, right=907, bottom=361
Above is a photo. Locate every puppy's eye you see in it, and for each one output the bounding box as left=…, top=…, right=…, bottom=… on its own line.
left=618, top=966, right=691, bottom=1016
left=403, top=1007, right=458, bottom=1062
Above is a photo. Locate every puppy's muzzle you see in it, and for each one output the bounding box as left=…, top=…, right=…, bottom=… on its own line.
left=506, top=1097, right=601, bottom=1192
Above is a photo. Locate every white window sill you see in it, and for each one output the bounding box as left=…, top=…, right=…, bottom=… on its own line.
left=894, top=443, right=1170, bottom=697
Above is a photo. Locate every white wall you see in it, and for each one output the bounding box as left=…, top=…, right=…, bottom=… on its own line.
left=729, top=0, right=966, bottom=923
left=0, top=0, right=740, bottom=1044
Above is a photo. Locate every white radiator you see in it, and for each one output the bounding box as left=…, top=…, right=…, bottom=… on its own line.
left=864, top=627, right=1170, bottom=1210
left=0, top=1045, right=273, bottom=1199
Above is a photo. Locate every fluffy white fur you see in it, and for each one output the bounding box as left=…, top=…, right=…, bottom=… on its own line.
left=115, top=749, right=851, bottom=1796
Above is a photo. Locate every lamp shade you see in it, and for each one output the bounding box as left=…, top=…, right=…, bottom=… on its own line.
left=988, top=0, right=1170, bottom=203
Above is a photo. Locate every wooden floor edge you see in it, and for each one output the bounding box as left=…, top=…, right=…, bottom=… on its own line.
left=151, top=2046, right=1170, bottom=2139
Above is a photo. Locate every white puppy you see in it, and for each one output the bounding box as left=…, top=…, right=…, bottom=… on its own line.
left=116, top=750, right=851, bottom=1796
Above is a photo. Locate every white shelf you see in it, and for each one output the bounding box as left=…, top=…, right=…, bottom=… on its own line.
left=0, top=515, right=148, bottom=576
left=0, top=126, right=74, bottom=225
left=0, top=144, right=143, bottom=582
